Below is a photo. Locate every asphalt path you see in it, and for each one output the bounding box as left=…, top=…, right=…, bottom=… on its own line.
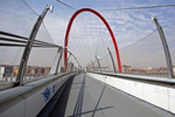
left=40, top=73, right=175, bottom=117
left=63, top=74, right=174, bottom=117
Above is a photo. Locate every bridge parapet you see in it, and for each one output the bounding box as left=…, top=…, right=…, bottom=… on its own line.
left=88, top=72, right=175, bottom=114
left=0, top=72, right=77, bottom=117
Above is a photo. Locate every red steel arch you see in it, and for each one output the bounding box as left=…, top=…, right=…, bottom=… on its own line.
left=64, top=8, right=122, bottom=72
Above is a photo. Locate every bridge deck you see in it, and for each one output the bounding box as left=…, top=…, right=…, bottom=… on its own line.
left=40, top=73, right=174, bottom=117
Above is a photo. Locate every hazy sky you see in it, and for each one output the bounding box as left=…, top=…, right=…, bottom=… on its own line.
left=0, top=0, right=175, bottom=69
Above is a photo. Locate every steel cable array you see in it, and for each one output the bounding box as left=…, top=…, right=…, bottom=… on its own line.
left=0, top=0, right=175, bottom=84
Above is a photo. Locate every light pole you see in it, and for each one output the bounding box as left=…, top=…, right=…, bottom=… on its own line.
left=91, top=60, right=95, bottom=71
left=95, top=56, right=102, bottom=72
left=68, top=51, right=82, bottom=69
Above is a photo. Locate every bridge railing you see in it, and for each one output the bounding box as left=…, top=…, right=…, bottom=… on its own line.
left=89, top=23, right=175, bottom=78
left=0, top=0, right=80, bottom=89
left=88, top=71, right=175, bottom=114
left=0, top=71, right=77, bottom=116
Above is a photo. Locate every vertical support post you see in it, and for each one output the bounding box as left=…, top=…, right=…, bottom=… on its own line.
left=68, top=53, right=72, bottom=63
left=68, top=60, right=72, bottom=72
left=70, top=52, right=81, bottom=70
left=16, top=5, right=53, bottom=85
left=70, top=63, right=74, bottom=72
left=67, top=51, right=81, bottom=72
left=91, top=60, right=95, bottom=71
left=67, top=53, right=72, bottom=72
left=107, top=48, right=117, bottom=73
left=96, top=56, right=102, bottom=72
left=55, top=48, right=64, bottom=75
left=153, top=16, right=174, bottom=78
left=87, top=63, right=91, bottom=71
left=78, top=65, right=82, bottom=72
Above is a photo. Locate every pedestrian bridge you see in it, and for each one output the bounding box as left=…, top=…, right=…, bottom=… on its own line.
left=0, top=72, right=175, bottom=117
left=0, top=0, right=175, bottom=117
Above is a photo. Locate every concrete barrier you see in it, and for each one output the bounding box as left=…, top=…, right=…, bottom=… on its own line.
left=0, top=72, right=77, bottom=117
left=88, top=72, right=175, bottom=114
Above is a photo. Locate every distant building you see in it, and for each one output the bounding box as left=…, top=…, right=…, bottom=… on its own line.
left=122, top=64, right=131, bottom=73
left=159, top=66, right=168, bottom=75
left=0, top=65, right=51, bottom=78
left=173, top=66, right=175, bottom=76
left=41, top=68, right=45, bottom=75
left=0, top=66, right=5, bottom=77
left=37, top=67, right=43, bottom=76
left=4, top=66, right=13, bottom=77
left=25, top=67, right=28, bottom=76
left=44, top=67, right=50, bottom=75
left=13, top=67, right=19, bottom=76
left=61, top=67, right=65, bottom=73
left=30, top=67, right=35, bottom=75
left=92, top=66, right=109, bottom=71
left=123, top=65, right=170, bottom=76
left=68, top=63, right=74, bottom=72
left=35, top=67, right=38, bottom=75
left=27, top=66, right=31, bottom=76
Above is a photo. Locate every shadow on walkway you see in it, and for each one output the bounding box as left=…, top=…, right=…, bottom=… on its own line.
left=37, top=75, right=76, bottom=117
left=71, top=74, right=86, bottom=117
left=69, top=75, right=113, bottom=117
left=91, top=83, right=106, bottom=117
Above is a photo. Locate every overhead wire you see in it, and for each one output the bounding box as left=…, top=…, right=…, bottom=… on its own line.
left=55, top=0, right=114, bottom=68
left=23, top=0, right=59, bottom=45
left=98, top=19, right=107, bottom=59
left=88, top=13, right=96, bottom=66
left=100, top=4, right=175, bottom=12
left=120, top=29, right=157, bottom=51
left=80, top=14, right=93, bottom=66
left=82, top=14, right=93, bottom=66
left=73, top=20, right=88, bottom=66
left=55, top=0, right=175, bottom=12
left=23, top=0, right=39, bottom=15
left=23, top=0, right=175, bottom=70
left=56, top=0, right=77, bottom=10
left=76, top=15, right=87, bottom=64
left=69, top=18, right=87, bottom=66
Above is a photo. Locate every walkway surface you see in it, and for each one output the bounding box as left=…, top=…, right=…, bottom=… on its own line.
left=40, top=73, right=175, bottom=117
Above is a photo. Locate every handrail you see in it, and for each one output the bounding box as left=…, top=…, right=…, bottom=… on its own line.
left=0, top=31, right=60, bottom=48
left=0, top=72, right=77, bottom=104
left=89, top=71, right=175, bottom=84
left=0, top=74, right=57, bottom=91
